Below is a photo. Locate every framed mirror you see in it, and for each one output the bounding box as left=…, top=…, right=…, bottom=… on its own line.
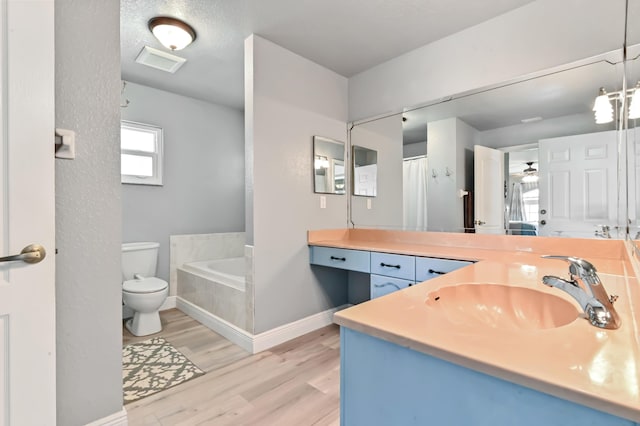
left=313, top=136, right=345, bottom=194
left=352, top=145, right=378, bottom=197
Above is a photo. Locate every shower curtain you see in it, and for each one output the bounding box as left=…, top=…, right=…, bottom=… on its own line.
left=403, top=157, right=428, bottom=230
left=509, top=182, right=525, bottom=222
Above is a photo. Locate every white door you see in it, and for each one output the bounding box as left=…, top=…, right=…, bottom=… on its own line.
left=0, top=1, right=56, bottom=424
left=538, top=131, right=617, bottom=238
left=474, top=145, right=505, bottom=234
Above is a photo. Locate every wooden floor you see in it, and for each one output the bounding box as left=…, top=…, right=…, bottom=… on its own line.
left=123, top=309, right=341, bottom=425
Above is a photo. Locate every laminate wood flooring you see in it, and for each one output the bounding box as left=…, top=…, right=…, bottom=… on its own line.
left=123, top=309, right=340, bottom=425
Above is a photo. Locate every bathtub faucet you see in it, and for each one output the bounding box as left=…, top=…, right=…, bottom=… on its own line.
left=541, top=255, right=620, bottom=330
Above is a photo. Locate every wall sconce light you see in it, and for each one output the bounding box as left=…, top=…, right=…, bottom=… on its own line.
left=148, top=17, right=197, bottom=51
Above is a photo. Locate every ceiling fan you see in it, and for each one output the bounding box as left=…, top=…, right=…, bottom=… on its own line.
left=521, top=162, right=538, bottom=183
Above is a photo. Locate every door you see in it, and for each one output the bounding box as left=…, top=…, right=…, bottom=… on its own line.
left=0, top=1, right=55, bottom=424
left=474, top=145, right=505, bottom=234
left=538, top=131, right=617, bottom=238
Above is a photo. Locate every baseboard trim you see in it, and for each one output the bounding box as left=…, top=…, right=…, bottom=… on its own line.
left=160, top=295, right=177, bottom=311
left=175, top=297, right=350, bottom=354
left=85, top=408, right=128, bottom=426
left=252, top=303, right=350, bottom=353
left=176, top=297, right=254, bottom=352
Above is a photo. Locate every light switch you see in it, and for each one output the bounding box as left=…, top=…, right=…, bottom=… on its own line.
left=320, top=196, right=326, bottom=209
left=55, top=128, right=76, bottom=159
left=367, top=198, right=372, bottom=209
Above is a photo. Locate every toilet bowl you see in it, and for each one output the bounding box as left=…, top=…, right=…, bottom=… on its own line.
left=122, top=276, right=168, bottom=336
left=122, top=242, right=168, bottom=336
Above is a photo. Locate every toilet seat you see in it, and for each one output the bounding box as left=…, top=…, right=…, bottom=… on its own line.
left=123, top=277, right=168, bottom=294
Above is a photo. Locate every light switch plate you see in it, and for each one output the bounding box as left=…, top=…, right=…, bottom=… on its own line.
left=320, top=196, right=327, bottom=209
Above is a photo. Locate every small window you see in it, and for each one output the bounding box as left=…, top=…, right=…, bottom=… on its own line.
left=121, top=121, right=163, bottom=185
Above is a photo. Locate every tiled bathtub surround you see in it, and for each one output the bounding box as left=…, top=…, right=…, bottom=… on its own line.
left=169, top=232, right=245, bottom=296
left=244, top=245, right=255, bottom=333
left=178, top=268, right=247, bottom=329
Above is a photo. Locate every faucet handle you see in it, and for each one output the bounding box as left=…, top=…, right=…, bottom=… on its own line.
left=541, top=255, right=597, bottom=277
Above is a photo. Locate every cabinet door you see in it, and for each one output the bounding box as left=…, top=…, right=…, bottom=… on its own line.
left=415, top=257, right=472, bottom=282
left=370, top=274, right=415, bottom=299
left=309, top=246, right=371, bottom=273
left=370, top=252, right=415, bottom=281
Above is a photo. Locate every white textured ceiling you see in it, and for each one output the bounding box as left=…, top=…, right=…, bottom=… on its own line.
left=121, top=0, right=535, bottom=110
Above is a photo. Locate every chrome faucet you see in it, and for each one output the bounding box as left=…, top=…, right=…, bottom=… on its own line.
left=541, top=255, right=620, bottom=330
left=594, top=225, right=611, bottom=239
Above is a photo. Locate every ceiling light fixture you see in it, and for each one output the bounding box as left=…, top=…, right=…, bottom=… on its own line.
left=148, top=17, right=196, bottom=51
left=521, top=162, right=539, bottom=183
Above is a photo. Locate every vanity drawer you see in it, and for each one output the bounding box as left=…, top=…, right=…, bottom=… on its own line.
left=309, top=246, right=370, bottom=273
left=370, top=274, right=415, bottom=299
left=415, top=257, right=473, bottom=282
left=370, top=252, right=415, bottom=281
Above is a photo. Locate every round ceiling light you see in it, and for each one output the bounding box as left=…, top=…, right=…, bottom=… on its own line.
left=148, top=17, right=196, bottom=51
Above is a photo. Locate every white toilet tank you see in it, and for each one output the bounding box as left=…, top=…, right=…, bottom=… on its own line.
left=122, top=242, right=159, bottom=281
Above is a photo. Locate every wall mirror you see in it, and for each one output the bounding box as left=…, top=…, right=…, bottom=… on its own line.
left=352, top=145, right=378, bottom=197
left=349, top=54, right=628, bottom=239
left=313, top=136, right=345, bottom=194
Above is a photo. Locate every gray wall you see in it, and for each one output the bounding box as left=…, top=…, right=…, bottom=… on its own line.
left=351, top=116, right=404, bottom=228
left=55, top=0, right=123, bottom=424
left=246, top=35, right=349, bottom=333
left=122, top=83, right=245, bottom=283
left=348, top=0, right=626, bottom=121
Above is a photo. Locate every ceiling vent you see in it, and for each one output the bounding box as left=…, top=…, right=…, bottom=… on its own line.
left=135, top=46, right=186, bottom=73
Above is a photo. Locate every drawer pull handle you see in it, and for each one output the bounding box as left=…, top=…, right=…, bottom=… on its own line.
left=330, top=256, right=346, bottom=262
left=374, top=282, right=401, bottom=290
left=428, top=268, right=446, bottom=275
left=380, top=262, right=401, bottom=269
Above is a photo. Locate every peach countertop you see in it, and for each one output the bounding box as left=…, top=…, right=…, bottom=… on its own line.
left=309, top=229, right=640, bottom=422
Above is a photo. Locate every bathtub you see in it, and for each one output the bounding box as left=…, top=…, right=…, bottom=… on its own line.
left=181, top=257, right=245, bottom=291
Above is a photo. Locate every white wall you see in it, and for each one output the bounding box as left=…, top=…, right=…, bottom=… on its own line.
left=55, top=0, right=123, bottom=424
left=351, top=116, right=404, bottom=228
left=349, top=0, right=626, bottom=121
left=121, top=83, right=245, bottom=284
left=427, top=118, right=477, bottom=232
left=246, top=35, right=350, bottom=333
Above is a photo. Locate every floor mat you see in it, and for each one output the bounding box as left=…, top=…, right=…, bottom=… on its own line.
left=123, top=336, right=205, bottom=403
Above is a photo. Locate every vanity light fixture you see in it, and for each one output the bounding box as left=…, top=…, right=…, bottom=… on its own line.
left=629, top=83, right=640, bottom=120
left=593, top=87, right=614, bottom=124
left=592, top=83, right=640, bottom=123
left=314, top=155, right=329, bottom=170
left=148, top=17, right=197, bottom=51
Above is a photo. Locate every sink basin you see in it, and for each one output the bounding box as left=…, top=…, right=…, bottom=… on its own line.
left=425, top=284, right=580, bottom=330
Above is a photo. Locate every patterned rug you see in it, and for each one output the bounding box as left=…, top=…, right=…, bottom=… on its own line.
left=123, top=337, right=205, bottom=403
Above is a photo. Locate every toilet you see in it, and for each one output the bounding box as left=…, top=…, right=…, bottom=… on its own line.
left=122, top=242, right=169, bottom=336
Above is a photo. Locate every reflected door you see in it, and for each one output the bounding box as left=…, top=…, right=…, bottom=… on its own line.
left=538, top=131, right=617, bottom=238
left=474, top=145, right=505, bottom=234
left=0, top=1, right=56, bottom=424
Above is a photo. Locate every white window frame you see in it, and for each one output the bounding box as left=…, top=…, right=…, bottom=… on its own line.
left=121, top=120, right=164, bottom=186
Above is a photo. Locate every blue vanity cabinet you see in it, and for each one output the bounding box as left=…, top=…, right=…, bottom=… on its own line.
left=370, top=252, right=416, bottom=299
left=370, top=274, right=415, bottom=299
left=309, top=246, right=370, bottom=273
left=415, top=256, right=473, bottom=282
left=340, top=327, right=636, bottom=426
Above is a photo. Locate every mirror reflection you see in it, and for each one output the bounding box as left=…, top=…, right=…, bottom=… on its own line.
left=352, top=145, right=378, bottom=197
left=313, top=136, right=345, bottom=195
left=350, top=57, right=625, bottom=239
